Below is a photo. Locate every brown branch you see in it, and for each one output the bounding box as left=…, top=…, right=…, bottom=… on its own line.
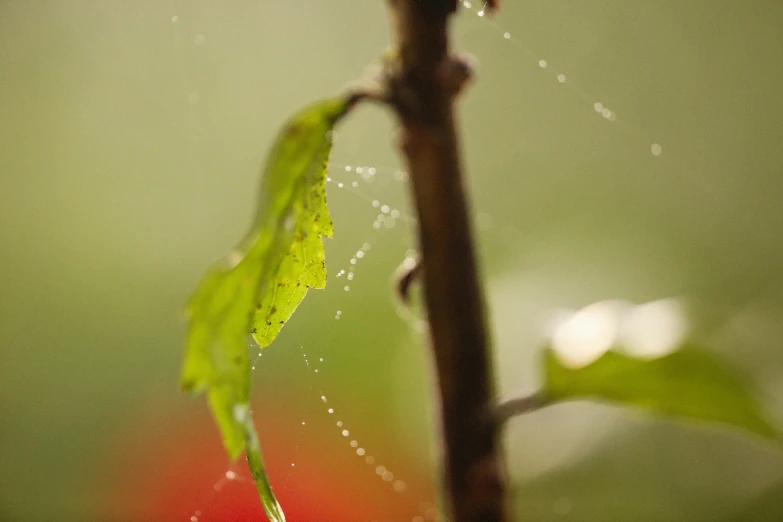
left=386, top=1, right=507, bottom=521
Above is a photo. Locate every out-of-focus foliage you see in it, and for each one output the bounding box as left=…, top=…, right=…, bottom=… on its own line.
left=542, top=344, right=780, bottom=441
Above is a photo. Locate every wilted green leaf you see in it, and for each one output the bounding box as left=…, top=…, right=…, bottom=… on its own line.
left=180, top=96, right=353, bottom=522
left=542, top=344, right=779, bottom=440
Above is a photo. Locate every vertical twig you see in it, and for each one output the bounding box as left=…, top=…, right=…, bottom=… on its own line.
left=386, top=1, right=507, bottom=521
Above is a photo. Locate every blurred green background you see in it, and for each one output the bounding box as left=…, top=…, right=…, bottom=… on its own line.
left=1, top=1, right=782, bottom=521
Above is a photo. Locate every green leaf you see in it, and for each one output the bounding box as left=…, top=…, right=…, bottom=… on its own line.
left=542, top=344, right=779, bottom=441
left=180, top=96, right=353, bottom=522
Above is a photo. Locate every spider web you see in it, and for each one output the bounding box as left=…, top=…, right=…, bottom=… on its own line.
left=165, top=2, right=782, bottom=521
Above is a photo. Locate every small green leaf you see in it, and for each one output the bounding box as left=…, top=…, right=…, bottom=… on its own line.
left=542, top=344, right=779, bottom=440
left=180, top=96, right=353, bottom=522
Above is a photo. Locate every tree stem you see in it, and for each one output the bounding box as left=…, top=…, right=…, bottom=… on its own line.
left=388, top=2, right=507, bottom=520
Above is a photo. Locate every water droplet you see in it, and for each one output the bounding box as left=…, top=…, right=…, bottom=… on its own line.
left=372, top=200, right=380, bottom=208
left=381, top=205, right=390, bottom=214
left=384, top=218, right=397, bottom=229
left=356, top=167, right=364, bottom=174
left=394, top=170, right=408, bottom=182
left=188, top=92, right=200, bottom=104
left=356, top=251, right=365, bottom=259
left=366, top=456, right=375, bottom=464
left=403, top=257, right=417, bottom=270
left=327, top=177, right=332, bottom=182
left=503, top=32, right=511, bottom=39
left=327, top=408, right=334, bottom=413
left=393, top=480, right=407, bottom=492
left=538, top=60, right=548, bottom=68
left=372, top=221, right=381, bottom=229
left=477, top=10, right=485, bottom=16
left=342, top=429, right=350, bottom=436
left=594, top=102, right=604, bottom=112
left=291, top=463, right=295, bottom=466
left=347, top=273, right=354, bottom=281
left=368, top=167, right=377, bottom=175
left=357, top=448, right=365, bottom=456
left=171, top=15, right=179, bottom=23
left=225, top=471, right=236, bottom=480
left=344, top=286, right=350, bottom=292
left=376, top=466, right=386, bottom=475
left=391, top=209, right=400, bottom=218
left=350, top=440, right=358, bottom=447
left=463, top=1, right=472, bottom=8
left=337, top=421, right=343, bottom=427
left=557, top=73, right=567, bottom=83
left=321, top=396, right=327, bottom=403
left=302, top=421, right=305, bottom=425
left=382, top=471, right=394, bottom=481
left=651, top=143, right=663, bottom=156
left=319, top=357, right=324, bottom=362
left=352, top=181, right=359, bottom=188
left=345, top=165, right=352, bottom=172
left=191, top=517, right=198, bottom=522
left=337, top=182, right=344, bottom=188
left=553, top=497, right=573, bottom=515
left=350, top=258, right=356, bottom=264
left=362, top=243, right=371, bottom=251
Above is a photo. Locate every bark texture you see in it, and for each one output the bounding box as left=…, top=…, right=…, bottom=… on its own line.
left=387, top=1, right=507, bottom=521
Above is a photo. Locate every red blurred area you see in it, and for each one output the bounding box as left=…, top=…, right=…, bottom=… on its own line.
left=98, top=397, right=434, bottom=522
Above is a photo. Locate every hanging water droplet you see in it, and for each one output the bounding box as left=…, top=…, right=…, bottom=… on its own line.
left=225, top=471, right=236, bottom=480
left=538, top=60, right=548, bottom=68
left=651, top=143, right=663, bottom=156
left=345, top=165, right=352, bottom=172
left=328, top=408, right=334, bottom=413
left=321, top=396, right=327, bottom=403
left=503, top=32, right=511, bottom=39
left=557, top=73, right=567, bottom=83
left=342, top=429, right=350, bottom=436
left=350, top=440, right=358, bottom=447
